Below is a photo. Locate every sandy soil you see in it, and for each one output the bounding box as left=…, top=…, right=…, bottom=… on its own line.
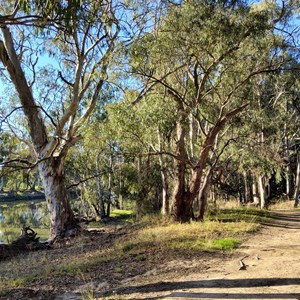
left=103, top=210, right=300, bottom=300
left=2, top=210, right=300, bottom=300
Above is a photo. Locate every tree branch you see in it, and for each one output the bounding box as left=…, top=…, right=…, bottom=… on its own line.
left=67, top=173, right=105, bottom=190
left=0, top=26, right=48, bottom=151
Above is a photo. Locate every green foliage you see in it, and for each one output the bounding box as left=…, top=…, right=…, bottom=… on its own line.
left=0, top=0, right=299, bottom=225
left=17, top=0, right=86, bottom=30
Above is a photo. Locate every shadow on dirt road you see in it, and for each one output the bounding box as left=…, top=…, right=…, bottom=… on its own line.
left=105, top=278, right=300, bottom=299
left=263, top=210, right=300, bottom=229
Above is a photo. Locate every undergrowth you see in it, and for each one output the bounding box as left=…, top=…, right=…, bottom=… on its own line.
left=0, top=207, right=267, bottom=295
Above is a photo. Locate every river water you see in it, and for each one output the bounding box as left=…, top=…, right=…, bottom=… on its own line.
left=0, top=200, right=50, bottom=244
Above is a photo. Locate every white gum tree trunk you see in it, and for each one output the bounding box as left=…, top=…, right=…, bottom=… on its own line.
left=157, top=129, right=169, bottom=215
left=252, top=180, right=260, bottom=206
left=258, top=175, right=266, bottom=209
left=38, top=158, right=77, bottom=241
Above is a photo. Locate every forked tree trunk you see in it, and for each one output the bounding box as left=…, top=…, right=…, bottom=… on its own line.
left=171, top=104, right=248, bottom=222
left=171, top=121, right=191, bottom=222
left=38, top=158, right=78, bottom=242
left=0, top=22, right=118, bottom=243
left=185, top=105, right=249, bottom=219
left=0, top=26, right=79, bottom=242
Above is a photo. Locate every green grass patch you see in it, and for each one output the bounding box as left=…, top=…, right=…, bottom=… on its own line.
left=209, top=238, right=240, bottom=250
left=0, top=289, right=10, bottom=298
left=110, top=209, right=135, bottom=222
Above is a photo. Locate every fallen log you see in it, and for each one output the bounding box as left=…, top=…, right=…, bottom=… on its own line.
left=0, top=226, right=50, bottom=260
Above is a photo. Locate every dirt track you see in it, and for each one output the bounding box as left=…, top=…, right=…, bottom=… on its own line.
left=111, top=210, right=300, bottom=300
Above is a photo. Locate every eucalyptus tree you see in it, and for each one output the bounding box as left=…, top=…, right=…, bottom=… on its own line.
left=238, top=70, right=295, bottom=208
left=0, top=0, right=127, bottom=242
left=130, top=0, right=288, bottom=221
left=0, top=0, right=83, bottom=26
left=65, top=115, right=122, bottom=220
left=201, top=52, right=300, bottom=209
left=103, top=93, right=177, bottom=216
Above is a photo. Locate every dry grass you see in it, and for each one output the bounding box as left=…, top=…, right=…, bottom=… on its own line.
left=116, top=217, right=258, bottom=256
left=0, top=208, right=264, bottom=298
left=268, top=199, right=295, bottom=210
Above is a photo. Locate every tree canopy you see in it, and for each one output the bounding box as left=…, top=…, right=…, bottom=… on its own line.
left=0, top=0, right=300, bottom=240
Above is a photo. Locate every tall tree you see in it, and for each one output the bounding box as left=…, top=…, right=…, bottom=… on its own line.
left=0, top=1, right=121, bottom=242
left=130, top=0, right=288, bottom=221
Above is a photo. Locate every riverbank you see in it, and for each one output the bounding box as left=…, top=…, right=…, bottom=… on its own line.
left=0, top=191, right=45, bottom=203
left=0, top=207, right=275, bottom=300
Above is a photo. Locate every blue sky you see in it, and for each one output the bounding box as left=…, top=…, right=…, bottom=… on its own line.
left=0, top=0, right=299, bottom=104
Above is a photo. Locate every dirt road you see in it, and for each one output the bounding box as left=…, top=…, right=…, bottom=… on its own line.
left=112, top=210, right=300, bottom=300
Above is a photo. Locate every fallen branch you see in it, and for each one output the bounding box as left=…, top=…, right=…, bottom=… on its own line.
left=0, top=226, right=50, bottom=260
left=239, top=255, right=249, bottom=270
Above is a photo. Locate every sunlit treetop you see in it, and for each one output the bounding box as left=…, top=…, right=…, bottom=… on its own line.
left=0, top=0, right=115, bottom=33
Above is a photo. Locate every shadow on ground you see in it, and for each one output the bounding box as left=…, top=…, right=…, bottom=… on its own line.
left=262, top=210, right=300, bottom=229
left=168, top=291, right=300, bottom=299
left=101, top=278, right=300, bottom=299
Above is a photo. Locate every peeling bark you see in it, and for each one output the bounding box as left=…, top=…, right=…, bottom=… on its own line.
left=0, top=13, right=118, bottom=241
left=38, top=158, right=79, bottom=242
left=171, top=121, right=190, bottom=222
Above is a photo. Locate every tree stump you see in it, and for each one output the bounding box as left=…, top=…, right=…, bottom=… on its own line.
left=0, top=226, right=50, bottom=260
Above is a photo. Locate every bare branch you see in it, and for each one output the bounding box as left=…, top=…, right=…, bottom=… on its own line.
left=67, top=173, right=105, bottom=190
left=58, top=71, right=74, bottom=87
left=1, top=105, right=57, bottom=128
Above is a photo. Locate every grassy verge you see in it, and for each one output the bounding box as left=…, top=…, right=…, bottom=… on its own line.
left=0, top=208, right=267, bottom=297
left=117, top=217, right=257, bottom=257
left=211, top=207, right=273, bottom=224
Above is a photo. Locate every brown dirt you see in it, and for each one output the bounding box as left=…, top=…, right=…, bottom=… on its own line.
left=1, top=210, right=300, bottom=300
